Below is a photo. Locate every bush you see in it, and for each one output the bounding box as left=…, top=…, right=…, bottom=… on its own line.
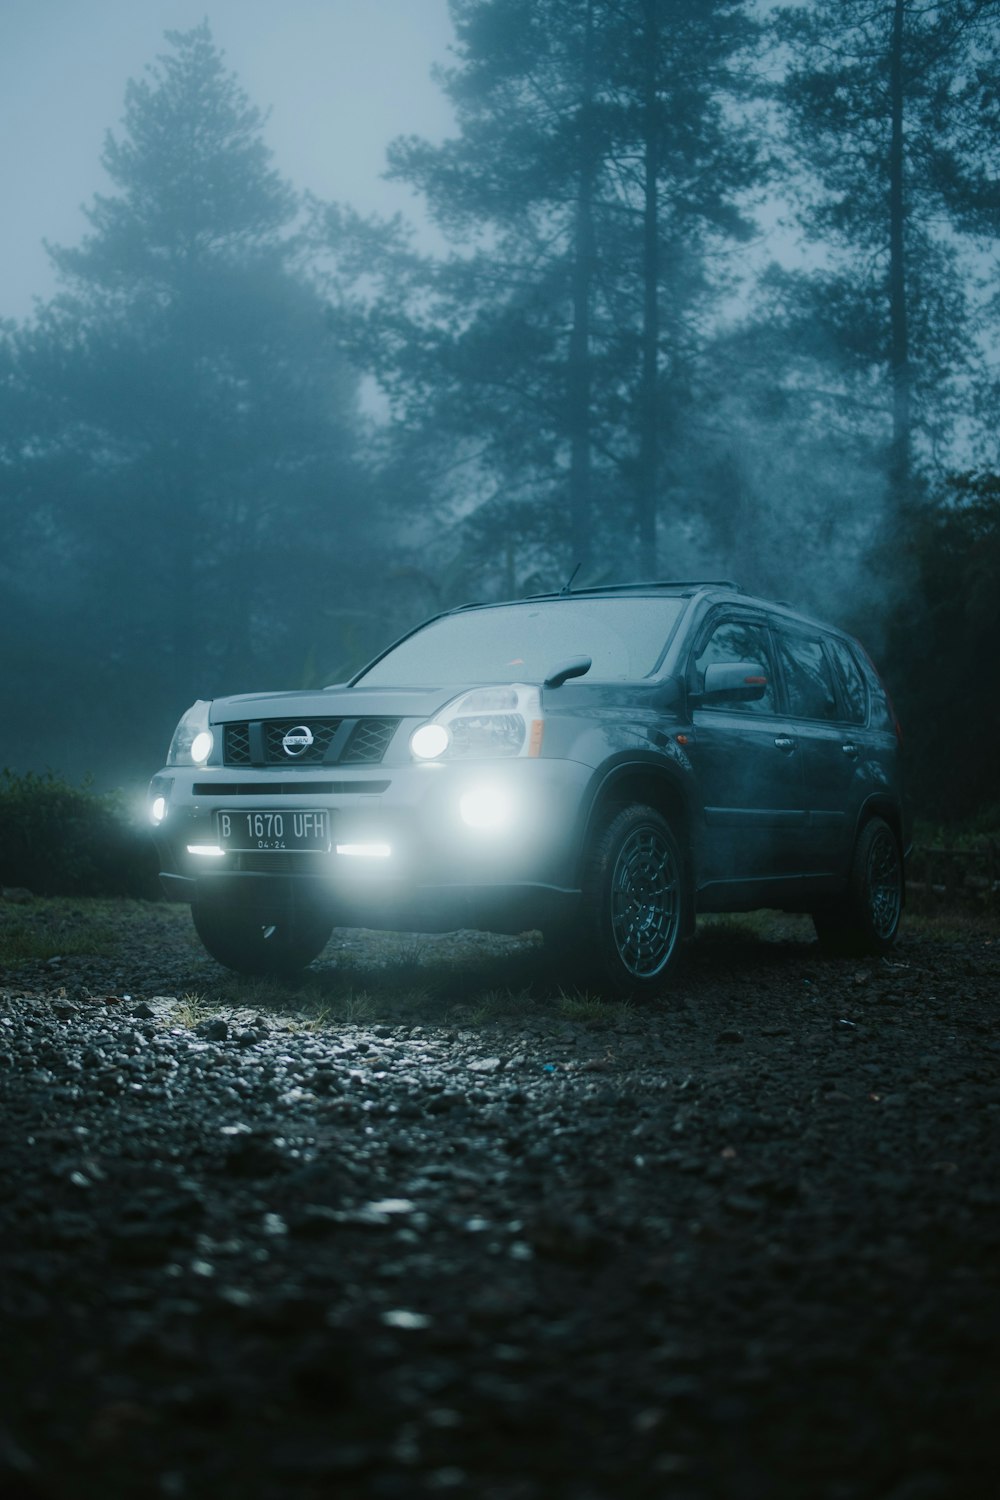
left=0, top=771, right=160, bottom=898
left=883, top=471, right=1000, bottom=821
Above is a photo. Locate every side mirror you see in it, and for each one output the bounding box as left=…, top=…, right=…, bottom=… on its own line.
left=691, top=661, right=768, bottom=706
left=544, top=656, right=592, bottom=688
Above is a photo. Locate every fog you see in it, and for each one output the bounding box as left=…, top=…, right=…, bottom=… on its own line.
left=1, top=0, right=456, bottom=318
left=1, top=0, right=997, bottom=820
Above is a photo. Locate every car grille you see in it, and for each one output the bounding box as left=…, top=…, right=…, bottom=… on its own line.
left=225, top=724, right=251, bottom=764
left=222, top=718, right=400, bottom=767
left=263, top=719, right=342, bottom=763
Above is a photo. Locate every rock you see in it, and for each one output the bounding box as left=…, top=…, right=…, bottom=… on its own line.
left=1, top=903, right=999, bottom=1499
left=195, top=1017, right=229, bottom=1042
left=380, top=1308, right=430, bottom=1330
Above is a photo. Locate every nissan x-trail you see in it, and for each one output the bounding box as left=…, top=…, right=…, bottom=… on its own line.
left=149, top=581, right=909, bottom=996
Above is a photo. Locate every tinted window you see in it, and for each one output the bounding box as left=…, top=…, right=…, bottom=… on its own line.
left=858, top=651, right=895, bottom=733
left=355, top=598, right=687, bottom=686
left=692, top=620, right=777, bottom=715
left=827, top=637, right=867, bottom=725
left=777, top=633, right=839, bottom=721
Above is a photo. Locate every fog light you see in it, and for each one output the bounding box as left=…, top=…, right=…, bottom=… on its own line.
left=151, top=796, right=167, bottom=824
left=336, top=843, right=391, bottom=858
left=187, top=844, right=225, bottom=857
left=459, top=785, right=513, bottom=831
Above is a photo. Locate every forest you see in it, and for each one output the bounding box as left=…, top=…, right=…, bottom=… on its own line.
left=0, top=0, right=997, bottom=821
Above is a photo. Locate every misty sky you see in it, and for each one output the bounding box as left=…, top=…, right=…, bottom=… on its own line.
left=1, top=0, right=456, bottom=320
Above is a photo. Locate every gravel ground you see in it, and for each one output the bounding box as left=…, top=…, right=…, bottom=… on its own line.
left=1, top=895, right=999, bottom=1500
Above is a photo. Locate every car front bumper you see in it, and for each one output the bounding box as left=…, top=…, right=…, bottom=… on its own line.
left=149, top=755, right=591, bottom=935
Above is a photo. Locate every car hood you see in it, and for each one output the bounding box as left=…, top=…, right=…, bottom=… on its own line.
left=208, top=685, right=460, bottom=723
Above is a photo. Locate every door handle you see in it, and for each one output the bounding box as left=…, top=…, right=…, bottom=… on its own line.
left=841, top=743, right=860, bottom=758
left=773, top=737, right=796, bottom=752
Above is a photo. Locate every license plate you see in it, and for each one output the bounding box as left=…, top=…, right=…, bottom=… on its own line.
left=217, top=809, right=330, bottom=852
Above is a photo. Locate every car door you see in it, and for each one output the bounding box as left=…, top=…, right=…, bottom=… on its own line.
left=687, top=613, right=807, bottom=890
left=771, top=627, right=863, bottom=877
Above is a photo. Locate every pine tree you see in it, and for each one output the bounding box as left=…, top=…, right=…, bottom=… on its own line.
left=0, top=25, right=370, bottom=781
left=331, top=0, right=761, bottom=588
left=775, top=0, right=999, bottom=525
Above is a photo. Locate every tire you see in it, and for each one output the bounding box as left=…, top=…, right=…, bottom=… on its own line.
left=812, top=816, right=903, bottom=957
left=549, top=803, right=688, bottom=999
left=191, top=901, right=335, bottom=977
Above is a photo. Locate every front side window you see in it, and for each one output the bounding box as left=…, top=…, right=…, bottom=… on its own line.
left=692, top=619, right=777, bottom=715
left=776, top=633, right=839, bottom=721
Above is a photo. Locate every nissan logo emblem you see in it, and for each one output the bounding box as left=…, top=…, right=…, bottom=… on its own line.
left=282, top=725, right=314, bottom=757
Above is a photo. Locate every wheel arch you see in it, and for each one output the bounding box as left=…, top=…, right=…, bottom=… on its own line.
left=577, top=759, right=698, bottom=929
left=855, top=794, right=906, bottom=856
left=852, top=794, right=907, bottom=905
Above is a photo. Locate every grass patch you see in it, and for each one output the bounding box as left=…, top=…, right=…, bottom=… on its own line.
left=0, top=897, right=121, bottom=963
left=0, top=920, right=119, bottom=963
left=899, top=907, right=1000, bottom=942
left=171, top=992, right=218, bottom=1028
left=694, top=912, right=816, bottom=946
left=462, top=987, right=543, bottom=1025
left=556, top=990, right=625, bottom=1025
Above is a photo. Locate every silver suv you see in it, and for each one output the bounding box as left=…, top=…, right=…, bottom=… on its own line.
left=149, top=582, right=909, bottom=995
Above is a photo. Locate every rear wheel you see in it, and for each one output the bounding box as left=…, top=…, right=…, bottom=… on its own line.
left=192, top=902, right=335, bottom=976
left=546, top=803, right=688, bottom=999
left=812, top=816, right=903, bottom=956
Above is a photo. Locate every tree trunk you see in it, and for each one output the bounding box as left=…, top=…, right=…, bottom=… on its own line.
left=637, top=0, right=660, bottom=577
left=887, top=0, right=911, bottom=521
left=567, top=0, right=596, bottom=572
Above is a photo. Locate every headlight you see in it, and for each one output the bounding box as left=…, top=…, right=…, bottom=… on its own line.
left=167, top=700, right=214, bottom=766
left=410, top=685, right=544, bottom=762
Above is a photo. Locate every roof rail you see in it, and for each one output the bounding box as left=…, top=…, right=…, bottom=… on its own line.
left=525, top=579, right=744, bottom=599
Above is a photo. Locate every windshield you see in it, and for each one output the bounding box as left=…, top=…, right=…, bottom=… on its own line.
left=354, top=597, right=687, bottom=686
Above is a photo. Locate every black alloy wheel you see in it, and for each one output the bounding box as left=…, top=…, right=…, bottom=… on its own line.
left=813, top=815, right=903, bottom=956
left=575, top=803, right=688, bottom=998
left=192, top=901, right=335, bottom=976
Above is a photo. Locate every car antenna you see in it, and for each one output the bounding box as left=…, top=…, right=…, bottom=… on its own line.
left=560, top=562, right=582, bottom=596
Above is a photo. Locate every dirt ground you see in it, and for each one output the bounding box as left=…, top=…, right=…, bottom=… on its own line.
left=1, top=896, right=999, bottom=1499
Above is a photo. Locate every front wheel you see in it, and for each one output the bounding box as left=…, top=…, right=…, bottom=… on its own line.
left=812, top=816, right=903, bottom=956
left=550, top=804, right=688, bottom=999
left=192, top=902, right=335, bottom=977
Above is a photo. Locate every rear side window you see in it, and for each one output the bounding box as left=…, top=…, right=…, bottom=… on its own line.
left=776, top=633, right=839, bottom=721
left=858, top=652, right=895, bottom=734
left=692, top=619, right=777, bottom=715
left=827, top=637, right=868, bottom=725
